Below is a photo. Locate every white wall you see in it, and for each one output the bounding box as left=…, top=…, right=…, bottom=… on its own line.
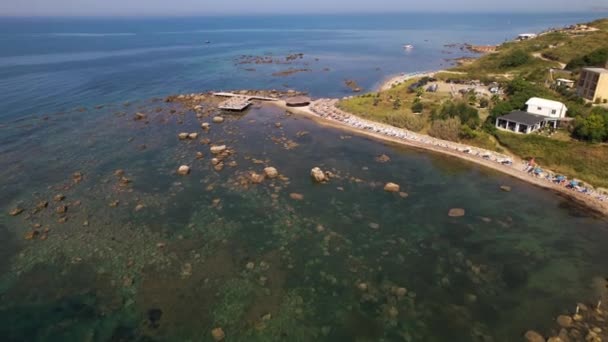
left=526, top=104, right=566, bottom=118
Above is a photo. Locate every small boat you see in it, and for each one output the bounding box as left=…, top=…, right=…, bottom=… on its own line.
left=205, top=40, right=211, bottom=44
left=403, top=44, right=414, bottom=50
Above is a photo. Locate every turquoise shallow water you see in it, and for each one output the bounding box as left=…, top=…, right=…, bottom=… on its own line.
left=1, top=98, right=607, bottom=341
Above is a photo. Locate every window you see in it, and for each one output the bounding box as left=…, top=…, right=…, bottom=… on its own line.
left=537, top=107, right=542, bottom=110
left=551, top=109, right=557, bottom=114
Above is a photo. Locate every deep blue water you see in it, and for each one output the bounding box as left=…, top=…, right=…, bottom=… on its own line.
left=0, top=13, right=605, bottom=122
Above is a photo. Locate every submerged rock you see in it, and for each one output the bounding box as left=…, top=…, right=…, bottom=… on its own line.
left=249, top=172, right=265, bottom=184
left=290, top=193, right=304, bottom=201
left=524, top=330, right=545, bottom=342
left=310, top=167, right=326, bottom=183
left=188, top=132, right=199, bottom=140
left=384, top=183, right=400, bottom=193
left=54, top=194, right=65, bottom=202
left=72, top=172, right=83, bottom=183
left=556, top=315, right=572, bottom=328
left=24, top=230, right=40, bottom=240
left=178, top=165, right=190, bottom=175
left=212, top=116, right=224, bottom=124
left=375, top=154, right=391, bottom=163
left=178, top=132, right=189, bottom=140
left=211, top=327, right=225, bottom=341
left=9, top=207, right=24, bottom=216
left=500, top=185, right=512, bottom=192
left=201, top=122, right=210, bottom=129
left=399, top=192, right=409, bottom=198
left=264, top=167, right=279, bottom=179
left=369, top=222, right=380, bottom=230
left=134, top=112, right=147, bottom=121
left=448, top=208, right=466, bottom=217
left=36, top=201, right=49, bottom=210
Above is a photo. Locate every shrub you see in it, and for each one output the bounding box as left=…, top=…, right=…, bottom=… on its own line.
left=565, top=47, right=608, bottom=70
left=438, top=101, right=480, bottom=129
left=499, top=50, right=531, bottom=69
left=383, top=113, right=426, bottom=132
left=479, top=98, right=489, bottom=108
left=459, top=125, right=478, bottom=139
left=411, top=101, right=424, bottom=113
left=429, top=117, right=462, bottom=141
left=573, top=112, right=607, bottom=142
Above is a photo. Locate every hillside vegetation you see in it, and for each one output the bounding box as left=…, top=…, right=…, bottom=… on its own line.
left=337, top=17, right=608, bottom=187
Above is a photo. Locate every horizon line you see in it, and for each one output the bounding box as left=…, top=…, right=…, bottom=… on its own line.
left=0, top=10, right=606, bottom=19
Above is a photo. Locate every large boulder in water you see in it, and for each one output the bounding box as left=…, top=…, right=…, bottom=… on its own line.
left=177, top=165, right=190, bottom=175
left=264, top=167, right=278, bottom=179
left=384, top=182, right=400, bottom=193
left=210, top=145, right=227, bottom=154
left=310, top=167, right=326, bottom=183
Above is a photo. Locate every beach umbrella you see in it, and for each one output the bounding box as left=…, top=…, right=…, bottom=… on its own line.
left=534, top=168, right=542, bottom=174
left=570, top=180, right=579, bottom=187
left=557, top=175, right=566, bottom=181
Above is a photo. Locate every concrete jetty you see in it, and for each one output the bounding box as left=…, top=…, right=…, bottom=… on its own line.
left=213, top=92, right=277, bottom=111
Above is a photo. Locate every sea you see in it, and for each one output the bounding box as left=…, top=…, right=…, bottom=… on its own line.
left=1, top=13, right=608, bottom=341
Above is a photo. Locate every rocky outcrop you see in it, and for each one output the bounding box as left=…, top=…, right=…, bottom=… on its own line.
left=178, top=132, right=189, bottom=140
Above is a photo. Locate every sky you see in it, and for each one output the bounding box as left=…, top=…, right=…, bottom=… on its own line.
left=0, top=0, right=606, bottom=16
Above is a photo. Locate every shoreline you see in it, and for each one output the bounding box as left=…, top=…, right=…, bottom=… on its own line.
left=271, top=99, right=608, bottom=217
left=377, top=70, right=439, bottom=92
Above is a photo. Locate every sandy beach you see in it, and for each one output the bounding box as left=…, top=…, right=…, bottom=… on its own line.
left=273, top=99, right=608, bottom=217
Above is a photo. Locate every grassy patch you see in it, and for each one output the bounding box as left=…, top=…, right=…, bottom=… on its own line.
left=337, top=77, right=451, bottom=131
left=495, top=131, right=608, bottom=188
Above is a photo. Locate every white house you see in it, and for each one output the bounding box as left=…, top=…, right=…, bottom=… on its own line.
left=517, top=33, right=537, bottom=41
left=525, top=97, right=567, bottom=119
left=495, top=97, right=568, bottom=134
